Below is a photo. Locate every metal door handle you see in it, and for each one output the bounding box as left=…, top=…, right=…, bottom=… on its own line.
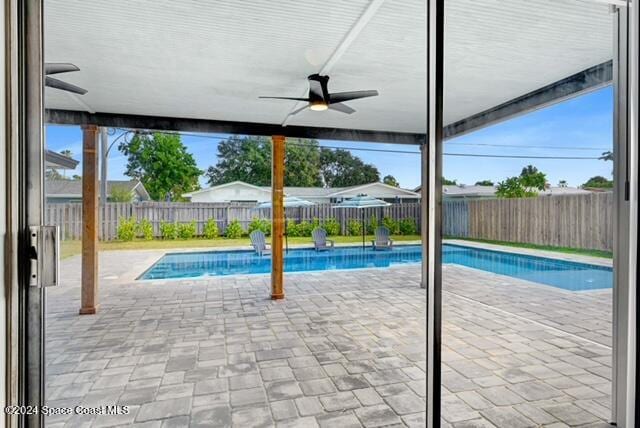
left=29, top=225, right=60, bottom=287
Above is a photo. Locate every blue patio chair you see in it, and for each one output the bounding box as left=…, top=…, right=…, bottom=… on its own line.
left=250, top=230, right=270, bottom=256
left=372, top=226, right=393, bottom=250
left=312, top=228, right=334, bottom=251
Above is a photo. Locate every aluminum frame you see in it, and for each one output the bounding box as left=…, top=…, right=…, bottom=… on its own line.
left=19, top=0, right=46, bottom=425
left=426, top=0, right=444, bottom=426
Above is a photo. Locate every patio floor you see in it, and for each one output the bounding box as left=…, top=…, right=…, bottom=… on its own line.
left=45, top=246, right=612, bottom=427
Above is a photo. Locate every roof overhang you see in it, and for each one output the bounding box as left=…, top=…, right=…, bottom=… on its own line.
left=44, top=0, right=613, bottom=143
left=45, top=149, right=79, bottom=169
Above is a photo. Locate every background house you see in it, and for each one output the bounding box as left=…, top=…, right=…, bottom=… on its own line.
left=183, top=181, right=421, bottom=204
left=46, top=179, right=151, bottom=203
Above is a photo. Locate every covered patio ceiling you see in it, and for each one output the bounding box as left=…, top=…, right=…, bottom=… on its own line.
left=44, top=0, right=613, bottom=142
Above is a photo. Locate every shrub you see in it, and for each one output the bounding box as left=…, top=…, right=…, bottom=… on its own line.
left=398, top=218, right=417, bottom=235
left=367, top=215, right=379, bottom=234
left=117, top=217, right=136, bottom=241
left=203, top=218, right=219, bottom=239
left=248, top=217, right=271, bottom=236
left=297, top=221, right=313, bottom=237
left=347, top=219, right=363, bottom=236
left=160, top=221, right=178, bottom=240
left=225, top=219, right=244, bottom=239
left=178, top=221, right=197, bottom=239
left=137, top=218, right=154, bottom=240
left=323, top=218, right=340, bottom=236
left=286, top=220, right=300, bottom=237
left=311, top=218, right=321, bottom=230
left=382, top=217, right=399, bottom=234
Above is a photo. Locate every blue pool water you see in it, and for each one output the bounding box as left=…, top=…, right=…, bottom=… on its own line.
left=140, top=244, right=612, bottom=291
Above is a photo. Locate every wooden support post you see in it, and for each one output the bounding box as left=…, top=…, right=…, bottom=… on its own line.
left=271, top=135, right=286, bottom=299
left=80, top=125, right=100, bottom=314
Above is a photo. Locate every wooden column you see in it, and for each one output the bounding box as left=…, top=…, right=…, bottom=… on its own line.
left=80, top=125, right=100, bottom=314
left=271, top=135, right=286, bottom=299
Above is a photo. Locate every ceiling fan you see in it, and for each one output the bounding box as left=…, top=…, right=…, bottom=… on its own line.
left=45, top=63, right=87, bottom=95
left=259, top=74, right=378, bottom=115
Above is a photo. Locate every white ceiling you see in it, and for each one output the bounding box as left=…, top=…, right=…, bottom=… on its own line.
left=44, top=0, right=612, bottom=135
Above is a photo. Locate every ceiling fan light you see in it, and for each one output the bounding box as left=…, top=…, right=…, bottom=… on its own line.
left=309, top=102, right=328, bottom=111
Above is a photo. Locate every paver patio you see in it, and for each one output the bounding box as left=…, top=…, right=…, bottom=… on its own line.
left=45, top=246, right=613, bottom=427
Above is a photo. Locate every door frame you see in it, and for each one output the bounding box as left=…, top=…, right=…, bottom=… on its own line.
left=6, top=0, right=46, bottom=426
left=425, top=0, right=444, bottom=427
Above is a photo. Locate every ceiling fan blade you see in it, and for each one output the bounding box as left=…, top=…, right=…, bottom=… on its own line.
left=329, top=90, right=379, bottom=104
left=329, top=103, right=356, bottom=114
left=258, top=96, right=310, bottom=101
left=289, top=104, right=310, bottom=116
left=45, top=76, right=88, bottom=95
left=45, top=62, right=80, bottom=75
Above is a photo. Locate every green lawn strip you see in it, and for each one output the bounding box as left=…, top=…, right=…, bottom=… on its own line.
left=446, top=237, right=612, bottom=259
left=61, top=235, right=422, bottom=259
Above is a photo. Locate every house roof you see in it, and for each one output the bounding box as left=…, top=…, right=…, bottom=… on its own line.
left=443, top=185, right=497, bottom=198
left=183, top=181, right=420, bottom=200
left=46, top=179, right=149, bottom=198
left=327, top=182, right=420, bottom=198
left=540, top=187, right=594, bottom=196
left=414, top=184, right=598, bottom=198
left=44, top=0, right=613, bottom=140
left=183, top=181, right=272, bottom=197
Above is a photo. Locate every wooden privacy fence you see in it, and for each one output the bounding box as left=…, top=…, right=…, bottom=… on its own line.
left=46, top=201, right=422, bottom=241
left=443, top=193, right=614, bottom=251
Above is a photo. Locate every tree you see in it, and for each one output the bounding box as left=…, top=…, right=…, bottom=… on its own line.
left=45, top=169, right=64, bottom=180
left=206, top=137, right=323, bottom=187
left=475, top=180, right=494, bottom=186
left=496, top=177, right=531, bottom=198
left=108, top=185, right=134, bottom=202
left=206, top=137, right=379, bottom=188
left=119, top=132, right=202, bottom=201
left=558, top=180, right=568, bottom=188
left=319, top=148, right=380, bottom=187
left=599, top=151, right=614, bottom=176
left=284, top=138, right=322, bottom=187
left=519, top=165, right=547, bottom=192
left=383, top=175, right=399, bottom=187
left=60, top=149, right=73, bottom=158
left=206, top=136, right=271, bottom=186
left=442, top=177, right=457, bottom=185
left=599, top=151, right=613, bottom=161
left=582, top=175, right=613, bottom=189
left=496, top=165, right=548, bottom=198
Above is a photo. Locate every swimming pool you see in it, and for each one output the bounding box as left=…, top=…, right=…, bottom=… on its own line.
left=139, top=244, right=612, bottom=291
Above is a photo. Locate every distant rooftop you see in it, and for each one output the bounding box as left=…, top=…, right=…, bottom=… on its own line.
left=412, top=184, right=600, bottom=199
left=46, top=179, right=150, bottom=200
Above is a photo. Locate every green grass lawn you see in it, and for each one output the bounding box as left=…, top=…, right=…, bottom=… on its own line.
left=61, top=235, right=422, bottom=259
left=446, top=237, right=613, bottom=259
left=61, top=235, right=613, bottom=260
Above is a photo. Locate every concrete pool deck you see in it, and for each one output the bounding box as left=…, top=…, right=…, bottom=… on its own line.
left=45, top=244, right=612, bottom=427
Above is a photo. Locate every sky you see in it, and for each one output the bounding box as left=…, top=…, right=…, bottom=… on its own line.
left=46, top=86, right=613, bottom=190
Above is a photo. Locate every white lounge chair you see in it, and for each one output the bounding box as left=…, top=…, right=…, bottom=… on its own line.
left=312, top=228, right=334, bottom=251
left=372, top=226, right=393, bottom=250
left=250, top=230, right=270, bottom=256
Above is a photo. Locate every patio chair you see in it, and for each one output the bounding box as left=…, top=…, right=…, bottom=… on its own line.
left=372, top=226, right=394, bottom=250
left=312, top=228, right=334, bottom=251
left=250, top=230, right=270, bottom=256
